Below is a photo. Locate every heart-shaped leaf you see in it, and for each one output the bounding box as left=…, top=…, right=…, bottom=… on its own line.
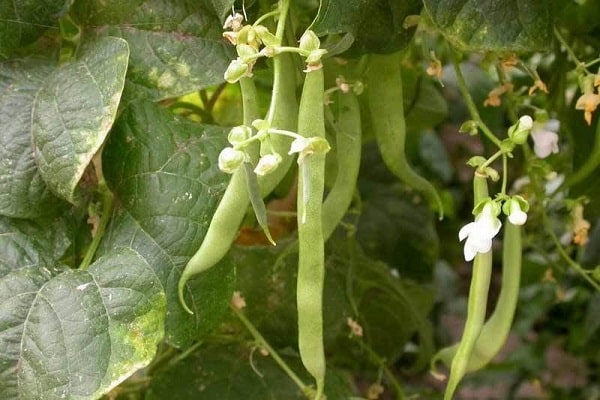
left=74, top=0, right=235, bottom=100
left=32, top=36, right=129, bottom=203
left=0, top=58, right=62, bottom=218
left=100, top=100, right=235, bottom=347
left=0, top=216, right=165, bottom=399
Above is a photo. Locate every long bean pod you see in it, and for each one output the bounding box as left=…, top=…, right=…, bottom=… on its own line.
left=366, top=52, right=443, bottom=219
left=432, top=221, right=521, bottom=374
left=297, top=64, right=327, bottom=399
left=178, top=1, right=297, bottom=313
left=444, top=173, right=493, bottom=400
left=321, top=91, right=362, bottom=240
left=178, top=77, right=260, bottom=314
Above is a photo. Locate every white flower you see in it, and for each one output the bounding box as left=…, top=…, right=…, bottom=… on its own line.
left=531, top=119, right=560, bottom=158
left=519, top=115, right=533, bottom=130
left=288, top=136, right=330, bottom=164
left=505, top=199, right=528, bottom=225
left=218, top=147, right=245, bottom=173
left=458, top=202, right=502, bottom=262
left=254, top=153, right=282, bottom=176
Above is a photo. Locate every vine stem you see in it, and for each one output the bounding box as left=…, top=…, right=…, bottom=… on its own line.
left=353, top=338, right=406, bottom=400
left=540, top=207, right=600, bottom=291
left=79, top=155, right=114, bottom=271
left=230, top=305, right=312, bottom=397
left=553, top=26, right=590, bottom=73
left=450, top=54, right=502, bottom=148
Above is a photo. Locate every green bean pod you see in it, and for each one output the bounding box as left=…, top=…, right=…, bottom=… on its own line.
left=366, top=52, right=444, bottom=219
left=178, top=77, right=260, bottom=314
left=444, top=173, right=493, bottom=400
left=297, top=66, right=327, bottom=399
left=432, top=220, right=521, bottom=374
left=322, top=91, right=362, bottom=240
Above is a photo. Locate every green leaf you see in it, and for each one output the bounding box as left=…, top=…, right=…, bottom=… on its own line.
left=356, top=179, right=439, bottom=282
left=146, top=343, right=356, bottom=399
left=74, top=0, right=235, bottom=100
left=99, top=100, right=234, bottom=347
left=0, top=216, right=165, bottom=399
left=0, top=0, right=66, bottom=59
left=0, top=58, right=63, bottom=218
left=423, top=0, right=553, bottom=52
left=313, top=0, right=422, bottom=55
left=234, top=236, right=434, bottom=370
left=0, top=215, right=70, bottom=275
left=31, top=36, right=129, bottom=203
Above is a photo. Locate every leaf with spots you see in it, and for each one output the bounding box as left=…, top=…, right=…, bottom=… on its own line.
left=99, top=100, right=235, bottom=347
left=0, top=57, right=64, bottom=218
left=0, top=215, right=165, bottom=399
left=31, top=36, right=129, bottom=203
left=422, top=0, right=553, bottom=52
left=73, top=0, right=235, bottom=100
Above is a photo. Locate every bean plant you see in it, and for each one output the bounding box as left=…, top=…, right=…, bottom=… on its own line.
left=1, top=1, right=600, bottom=399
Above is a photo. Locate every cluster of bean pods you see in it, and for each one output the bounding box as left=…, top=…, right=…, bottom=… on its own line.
left=176, top=2, right=457, bottom=398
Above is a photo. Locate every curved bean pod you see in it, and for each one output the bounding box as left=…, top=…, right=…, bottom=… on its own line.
left=443, top=173, right=493, bottom=400
left=366, top=52, right=444, bottom=219
left=297, top=65, right=327, bottom=399
left=321, top=91, right=362, bottom=240
left=178, top=77, right=261, bottom=314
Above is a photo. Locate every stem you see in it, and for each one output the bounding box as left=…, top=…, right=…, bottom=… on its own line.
left=478, top=149, right=503, bottom=170
left=501, top=154, right=508, bottom=195
left=269, top=128, right=304, bottom=140
left=553, top=26, right=589, bottom=73
left=231, top=305, right=312, bottom=396
left=451, top=54, right=502, bottom=148
left=79, top=180, right=114, bottom=270
left=540, top=208, right=600, bottom=291
left=253, top=9, right=280, bottom=26
left=354, top=338, right=406, bottom=400
left=275, top=0, right=290, bottom=40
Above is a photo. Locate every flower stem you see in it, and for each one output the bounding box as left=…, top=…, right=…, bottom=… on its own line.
left=451, top=54, right=502, bottom=148
left=231, top=305, right=313, bottom=397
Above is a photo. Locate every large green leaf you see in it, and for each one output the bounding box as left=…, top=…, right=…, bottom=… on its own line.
left=31, top=36, right=129, bottom=203
left=234, top=236, right=434, bottom=369
left=0, top=0, right=66, bottom=59
left=313, top=0, right=422, bottom=55
left=146, top=343, right=356, bottom=399
left=74, top=0, right=234, bottom=100
left=0, top=58, right=62, bottom=218
left=423, top=0, right=553, bottom=52
left=100, top=100, right=234, bottom=347
left=0, top=216, right=165, bottom=399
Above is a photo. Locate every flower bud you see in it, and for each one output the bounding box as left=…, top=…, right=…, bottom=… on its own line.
left=224, top=59, right=249, bottom=83
left=254, top=25, right=280, bottom=47
left=299, top=30, right=321, bottom=52
left=254, top=153, right=282, bottom=176
left=228, top=125, right=252, bottom=145
left=236, top=44, right=258, bottom=63
left=502, top=196, right=529, bottom=226
left=508, top=115, right=533, bottom=144
left=218, top=147, right=245, bottom=173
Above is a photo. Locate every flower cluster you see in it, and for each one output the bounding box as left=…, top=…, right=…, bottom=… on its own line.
left=459, top=196, right=529, bottom=262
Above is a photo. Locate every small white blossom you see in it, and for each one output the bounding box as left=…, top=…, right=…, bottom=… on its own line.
left=254, top=153, right=282, bottom=176
left=459, top=202, right=502, bottom=262
left=505, top=199, right=528, bottom=225
left=531, top=119, right=560, bottom=158
left=218, top=147, right=245, bottom=173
